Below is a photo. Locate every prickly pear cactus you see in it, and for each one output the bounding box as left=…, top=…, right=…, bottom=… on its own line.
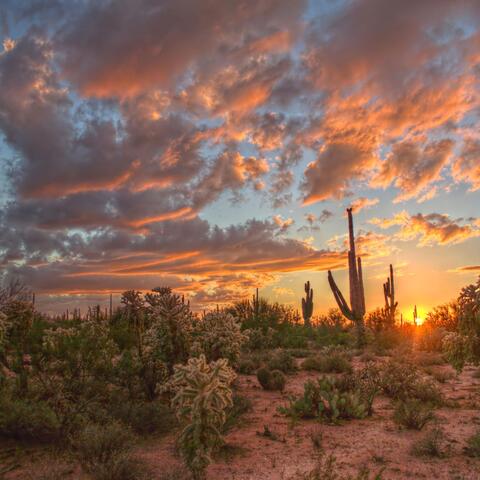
left=168, top=355, right=236, bottom=480
left=280, top=376, right=367, bottom=423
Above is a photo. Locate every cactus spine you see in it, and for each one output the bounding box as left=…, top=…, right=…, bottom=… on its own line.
left=383, top=264, right=397, bottom=326
left=302, top=281, right=314, bottom=327
left=328, top=208, right=366, bottom=346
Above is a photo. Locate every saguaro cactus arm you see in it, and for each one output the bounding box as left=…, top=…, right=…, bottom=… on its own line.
left=328, top=270, right=354, bottom=321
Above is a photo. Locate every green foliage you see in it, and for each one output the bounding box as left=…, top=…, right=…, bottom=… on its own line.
left=0, top=397, right=60, bottom=441
left=256, top=367, right=286, bottom=391
left=349, top=362, right=382, bottom=416
left=243, top=327, right=276, bottom=350
left=168, top=355, right=235, bottom=480
left=192, top=311, right=246, bottom=365
left=442, top=277, right=480, bottom=372
left=380, top=359, right=443, bottom=405
left=442, top=332, right=474, bottom=372
left=411, top=428, right=447, bottom=457
left=301, top=348, right=352, bottom=374
left=280, top=377, right=367, bottom=423
left=393, top=399, right=434, bottom=430
left=237, top=357, right=257, bottom=374
left=223, top=394, right=253, bottom=432
left=72, top=422, right=145, bottom=480
left=111, top=400, right=176, bottom=435
left=465, top=430, right=480, bottom=458
left=267, top=349, right=296, bottom=373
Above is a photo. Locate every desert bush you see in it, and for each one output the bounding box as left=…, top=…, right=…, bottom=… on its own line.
left=347, top=362, right=382, bottom=416
left=380, top=359, right=443, bottom=405
left=223, top=394, right=252, bottom=432
left=168, top=355, right=235, bottom=480
left=236, top=357, right=257, bottom=374
left=72, top=422, right=145, bottom=480
left=0, top=397, right=60, bottom=441
left=280, top=376, right=367, bottom=423
left=443, top=277, right=480, bottom=372
left=301, top=350, right=352, bottom=374
left=111, top=400, right=176, bottom=435
left=288, top=348, right=312, bottom=358
left=192, top=311, right=246, bottom=366
left=465, top=430, right=480, bottom=457
left=393, top=399, right=434, bottom=430
left=423, top=367, right=454, bottom=384
left=257, top=367, right=286, bottom=391
left=416, top=324, right=447, bottom=353
left=442, top=332, right=474, bottom=372
left=267, top=349, right=296, bottom=373
left=414, top=351, right=444, bottom=366
left=243, top=327, right=276, bottom=350
left=411, top=427, right=447, bottom=457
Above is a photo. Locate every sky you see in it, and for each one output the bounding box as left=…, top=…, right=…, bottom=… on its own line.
left=0, top=0, right=479, bottom=318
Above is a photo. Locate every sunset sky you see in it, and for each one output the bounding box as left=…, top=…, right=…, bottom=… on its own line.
left=0, top=0, right=479, bottom=318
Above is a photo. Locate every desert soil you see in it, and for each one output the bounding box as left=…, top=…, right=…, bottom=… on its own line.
left=2, top=356, right=480, bottom=480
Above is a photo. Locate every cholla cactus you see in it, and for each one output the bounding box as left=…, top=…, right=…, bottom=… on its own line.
left=145, top=287, right=193, bottom=375
left=169, top=355, right=235, bottom=480
left=192, top=311, right=247, bottom=365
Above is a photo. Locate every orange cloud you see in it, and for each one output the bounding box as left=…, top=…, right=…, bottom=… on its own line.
left=371, top=211, right=480, bottom=246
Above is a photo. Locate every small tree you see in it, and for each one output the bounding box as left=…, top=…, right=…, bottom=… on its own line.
left=443, top=276, right=480, bottom=372
left=168, top=355, right=235, bottom=480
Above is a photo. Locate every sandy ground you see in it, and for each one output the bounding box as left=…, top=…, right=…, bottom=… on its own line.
left=2, top=356, right=480, bottom=480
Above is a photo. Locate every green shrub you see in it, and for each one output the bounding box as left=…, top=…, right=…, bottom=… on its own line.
left=72, top=422, right=144, bottom=480
left=243, top=327, right=276, bottom=350
left=223, top=394, right=253, bottom=432
left=267, top=350, right=296, bottom=373
left=237, top=357, right=257, bottom=374
left=301, top=352, right=352, bottom=374
left=111, top=400, right=176, bottom=435
left=257, top=367, right=286, bottom=391
left=288, top=348, right=312, bottom=358
left=270, top=370, right=287, bottom=391
left=393, top=399, right=434, bottom=430
left=465, top=430, right=480, bottom=457
left=0, top=398, right=60, bottom=442
left=414, top=351, right=444, bottom=366
left=380, top=360, right=443, bottom=405
left=351, top=362, right=383, bottom=416
left=280, top=377, right=367, bottom=423
left=411, top=428, right=447, bottom=457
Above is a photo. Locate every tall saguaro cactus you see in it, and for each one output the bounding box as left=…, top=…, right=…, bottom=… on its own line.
left=328, top=208, right=366, bottom=346
left=383, top=264, right=397, bottom=326
left=302, top=281, right=314, bottom=327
